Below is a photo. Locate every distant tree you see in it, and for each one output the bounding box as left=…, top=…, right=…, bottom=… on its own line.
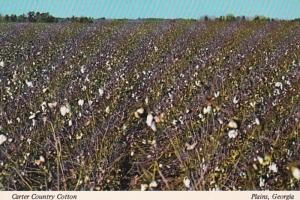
left=17, top=14, right=27, bottom=22
left=28, top=11, right=36, bottom=22
left=253, top=15, right=271, bottom=21
left=225, top=14, right=236, bottom=21
left=10, top=14, right=17, bottom=22
left=4, top=14, right=9, bottom=22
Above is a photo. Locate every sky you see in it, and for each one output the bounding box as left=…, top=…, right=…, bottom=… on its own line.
left=0, top=0, right=300, bottom=20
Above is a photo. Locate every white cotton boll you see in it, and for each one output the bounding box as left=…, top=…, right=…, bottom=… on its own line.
left=105, top=106, right=110, bottom=114
left=150, top=122, right=157, bottom=132
left=134, top=108, right=145, bottom=118
left=141, top=184, right=148, bottom=191
left=48, top=102, right=58, bottom=109
left=257, top=156, right=264, bottom=165
left=203, top=105, right=212, bottom=115
left=250, top=101, right=256, bottom=108
left=214, top=91, right=220, bottom=98
left=28, top=113, right=36, bottom=120
left=145, top=97, right=149, bottom=105
left=146, top=114, right=154, bottom=127
left=41, top=102, right=47, bottom=112
left=149, top=180, right=158, bottom=188
left=60, top=104, right=71, bottom=116
left=198, top=113, right=204, bottom=119
left=259, top=177, right=265, bottom=187
left=39, top=155, right=45, bottom=163
left=146, top=113, right=157, bottom=132
left=78, top=99, right=84, bottom=106
left=172, top=119, right=178, bottom=125
left=25, top=80, right=33, bottom=88
left=42, top=88, right=48, bottom=93
left=291, top=167, right=300, bottom=180
left=137, top=108, right=144, bottom=114
left=68, top=120, right=72, bottom=127
left=154, top=46, right=158, bottom=52
left=80, top=66, right=85, bottom=74
left=0, top=134, right=7, bottom=145
left=255, top=118, right=260, bottom=125
left=81, top=85, right=87, bottom=91
left=228, top=129, right=238, bottom=139
left=228, top=120, right=238, bottom=129
left=99, top=88, right=104, bottom=97
left=275, top=82, right=283, bottom=90
left=185, top=142, right=197, bottom=151
left=233, top=96, right=239, bottom=104
left=0, top=61, right=4, bottom=68
left=269, top=163, right=278, bottom=173
left=183, top=177, right=191, bottom=189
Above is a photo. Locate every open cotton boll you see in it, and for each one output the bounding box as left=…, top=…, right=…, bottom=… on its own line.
left=80, top=66, right=85, bottom=74
left=141, top=184, right=148, bottom=191
left=134, top=108, right=144, bottom=118
left=99, top=88, right=104, bottom=97
left=269, top=163, right=278, bottom=173
left=149, top=180, right=158, bottom=188
left=146, top=113, right=157, bottom=132
left=60, top=104, right=71, bottom=116
left=228, top=129, right=238, bottom=139
left=291, top=167, right=300, bottom=180
left=146, top=114, right=154, bottom=127
left=48, top=102, right=58, bottom=109
left=233, top=96, right=239, bottom=104
left=0, top=134, right=7, bottom=145
left=25, top=80, right=33, bottom=87
left=275, top=82, right=283, bottom=90
left=0, top=60, right=4, bottom=68
left=228, top=120, right=238, bottom=129
left=203, top=105, right=212, bottom=115
left=185, top=142, right=197, bottom=151
left=183, top=177, right=191, bottom=189
left=28, top=113, right=36, bottom=120
left=78, top=99, right=84, bottom=106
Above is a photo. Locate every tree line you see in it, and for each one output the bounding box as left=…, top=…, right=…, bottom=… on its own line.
left=0, top=12, right=299, bottom=23
left=0, top=11, right=94, bottom=23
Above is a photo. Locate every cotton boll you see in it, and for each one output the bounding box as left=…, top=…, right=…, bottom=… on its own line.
left=25, top=80, right=33, bottom=88
left=78, top=99, right=84, bottom=106
left=275, top=82, right=283, bottom=90
left=228, top=120, right=238, bottom=129
left=141, top=184, right=148, bottom=191
left=149, top=180, right=158, bottom=188
left=228, top=129, right=238, bottom=139
left=48, top=102, right=58, bottom=109
left=269, top=163, right=278, bottom=173
left=60, top=104, right=71, bottom=116
left=0, top=134, right=7, bottom=145
left=99, top=88, right=104, bottom=97
left=146, top=113, right=157, bottom=132
left=146, top=114, right=154, bottom=127
left=291, top=167, right=300, bottom=180
left=233, top=96, right=239, bottom=104
left=255, top=118, right=260, bottom=125
left=183, top=177, right=191, bottom=189
left=203, top=105, right=212, bottom=115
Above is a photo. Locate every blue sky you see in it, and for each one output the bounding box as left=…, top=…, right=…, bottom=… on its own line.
left=0, top=0, right=300, bottom=19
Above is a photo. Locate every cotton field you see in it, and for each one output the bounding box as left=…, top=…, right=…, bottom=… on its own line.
left=0, top=20, right=300, bottom=190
